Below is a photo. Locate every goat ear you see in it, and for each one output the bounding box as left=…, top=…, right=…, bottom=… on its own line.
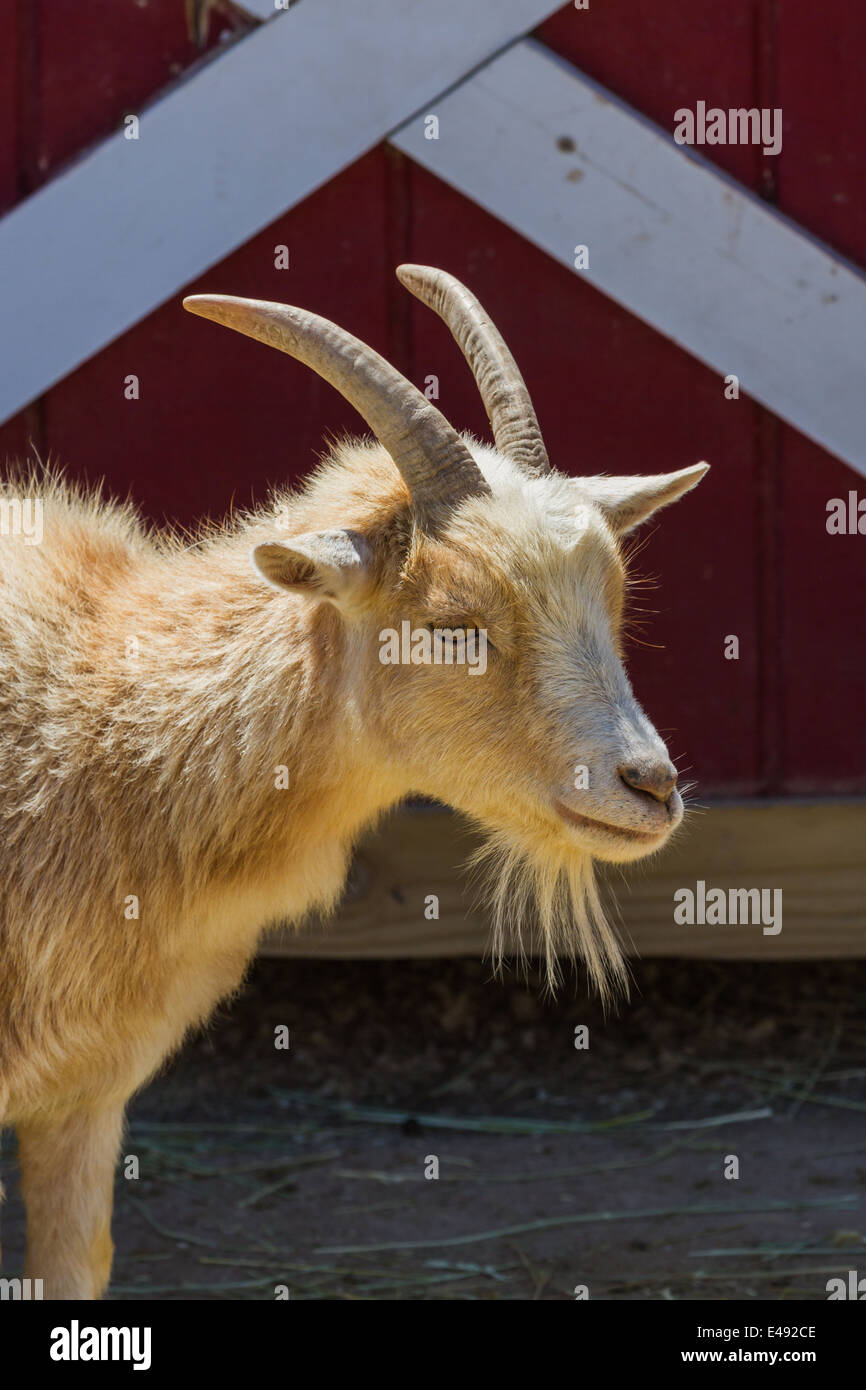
left=577, top=463, right=709, bottom=534
left=251, top=530, right=372, bottom=605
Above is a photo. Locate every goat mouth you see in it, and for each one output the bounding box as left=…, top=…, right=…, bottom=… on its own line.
left=552, top=799, right=668, bottom=845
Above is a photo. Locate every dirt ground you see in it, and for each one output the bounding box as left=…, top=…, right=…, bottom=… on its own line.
left=2, top=957, right=865, bottom=1301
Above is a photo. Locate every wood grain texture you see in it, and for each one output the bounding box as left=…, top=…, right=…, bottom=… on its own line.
left=262, top=801, right=866, bottom=961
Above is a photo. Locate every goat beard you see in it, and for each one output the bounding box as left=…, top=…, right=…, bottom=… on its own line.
left=468, top=826, right=630, bottom=1005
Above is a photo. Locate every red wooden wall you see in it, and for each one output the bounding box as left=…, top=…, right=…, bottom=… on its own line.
left=1, top=1, right=864, bottom=797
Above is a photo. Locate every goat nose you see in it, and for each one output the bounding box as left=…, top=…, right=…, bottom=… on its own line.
left=618, top=761, right=678, bottom=804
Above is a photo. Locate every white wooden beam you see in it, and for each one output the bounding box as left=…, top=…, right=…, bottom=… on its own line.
left=0, top=0, right=561, bottom=424
left=392, top=40, right=866, bottom=477
left=233, top=0, right=284, bottom=19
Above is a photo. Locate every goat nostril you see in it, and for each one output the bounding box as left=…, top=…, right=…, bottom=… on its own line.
left=619, top=763, right=678, bottom=804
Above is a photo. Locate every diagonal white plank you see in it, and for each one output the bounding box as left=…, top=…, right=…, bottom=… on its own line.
left=392, top=39, right=866, bottom=477
left=0, top=0, right=561, bottom=424
left=233, top=0, right=285, bottom=18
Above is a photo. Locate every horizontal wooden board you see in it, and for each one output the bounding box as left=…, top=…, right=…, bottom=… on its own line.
left=262, top=800, right=866, bottom=961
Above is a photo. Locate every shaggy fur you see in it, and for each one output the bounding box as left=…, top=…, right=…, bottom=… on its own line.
left=0, top=433, right=703, bottom=1297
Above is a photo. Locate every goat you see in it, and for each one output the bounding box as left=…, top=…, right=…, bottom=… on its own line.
left=0, top=265, right=707, bottom=1298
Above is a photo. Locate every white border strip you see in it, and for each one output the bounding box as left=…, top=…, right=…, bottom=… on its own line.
left=393, top=40, right=866, bottom=476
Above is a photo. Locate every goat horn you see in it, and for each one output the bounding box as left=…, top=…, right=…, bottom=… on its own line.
left=182, top=294, right=491, bottom=524
left=396, top=265, right=550, bottom=475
